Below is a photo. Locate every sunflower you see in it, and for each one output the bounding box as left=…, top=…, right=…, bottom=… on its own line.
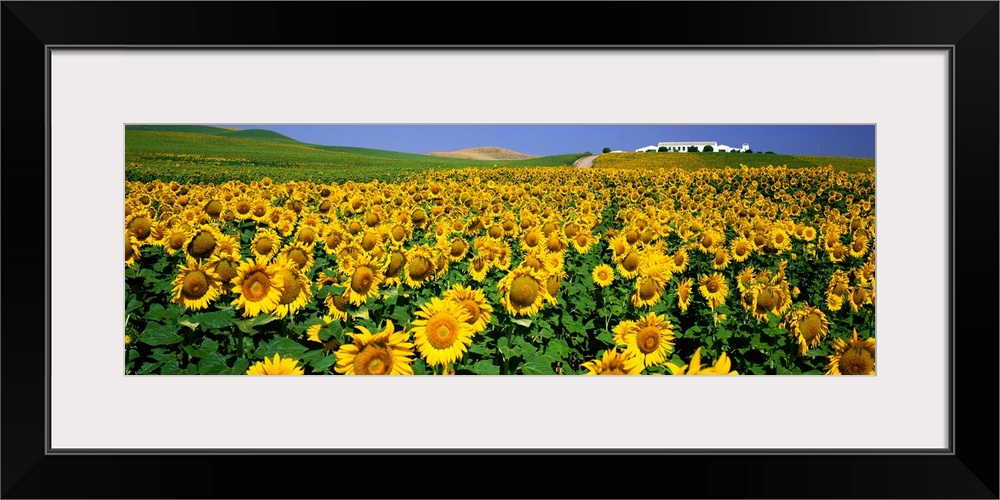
left=730, top=236, right=753, bottom=263
left=125, top=230, right=141, bottom=267
left=620, top=312, right=675, bottom=368
left=784, top=305, right=830, bottom=355
left=249, top=198, right=273, bottom=223
left=736, top=266, right=756, bottom=294
left=246, top=353, right=305, bottom=375
left=382, top=250, right=407, bottom=287
left=711, top=247, right=731, bottom=270
left=581, top=347, right=643, bottom=375
left=468, top=254, right=491, bottom=282
left=631, top=275, right=664, bottom=308
left=231, top=258, right=283, bottom=317
left=607, top=234, right=630, bottom=261
left=250, top=228, right=282, bottom=263
left=443, top=284, right=493, bottom=334
left=828, top=243, right=849, bottom=263
left=293, top=224, right=321, bottom=248
left=695, top=229, right=723, bottom=254
left=184, top=224, right=224, bottom=260
left=847, top=285, right=874, bottom=313
left=677, top=278, right=693, bottom=313
left=321, top=226, right=347, bottom=255
left=770, top=227, right=792, bottom=252
left=125, top=211, right=156, bottom=243
left=849, top=234, right=869, bottom=258
left=231, top=193, right=255, bottom=220
left=746, top=283, right=792, bottom=321
left=666, top=348, right=738, bottom=375
left=278, top=241, right=317, bottom=274
left=404, top=245, right=437, bottom=289
left=668, top=247, right=689, bottom=273
left=698, top=273, right=729, bottom=310
left=171, top=257, right=222, bottom=310
left=270, top=256, right=312, bottom=319
left=617, top=250, right=643, bottom=280
left=333, top=320, right=415, bottom=375
left=445, top=236, right=470, bottom=262
left=825, top=329, right=876, bottom=375
left=592, top=264, right=614, bottom=287
left=343, top=253, right=385, bottom=306
left=520, top=227, right=544, bottom=252
left=211, top=232, right=241, bottom=261
left=571, top=231, right=598, bottom=254
left=324, top=292, right=350, bottom=322
left=410, top=298, right=475, bottom=368
left=159, top=226, right=191, bottom=255
left=209, top=256, right=240, bottom=294
left=497, top=266, right=550, bottom=317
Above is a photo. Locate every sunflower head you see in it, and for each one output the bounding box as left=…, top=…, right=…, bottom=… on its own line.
left=785, top=305, right=830, bottom=355
left=666, top=348, right=739, bottom=375
left=410, top=298, right=476, bottom=368
left=171, top=257, right=222, bottom=310
left=498, top=267, right=550, bottom=317
left=698, top=272, right=729, bottom=310
left=592, top=264, right=614, bottom=288
left=621, top=312, right=675, bottom=368
left=443, top=284, right=494, bottom=334
left=826, top=329, right=876, bottom=375
left=581, top=347, right=643, bottom=375
left=335, top=321, right=415, bottom=375
left=246, top=353, right=305, bottom=375
left=230, top=258, right=283, bottom=317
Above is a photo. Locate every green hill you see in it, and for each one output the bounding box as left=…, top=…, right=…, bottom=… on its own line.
left=125, top=125, right=588, bottom=184
left=593, top=151, right=874, bottom=174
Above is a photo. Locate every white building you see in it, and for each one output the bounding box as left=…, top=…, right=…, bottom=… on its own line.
left=635, top=141, right=750, bottom=153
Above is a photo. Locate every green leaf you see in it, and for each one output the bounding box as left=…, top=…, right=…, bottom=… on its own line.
left=521, top=353, right=557, bottom=375
left=309, top=353, right=338, bottom=372
left=545, top=338, right=571, bottom=360
left=125, top=297, right=144, bottom=315
left=352, top=306, right=370, bottom=320
left=596, top=330, right=614, bottom=345
left=137, top=359, right=168, bottom=375
left=138, top=323, right=184, bottom=346
left=412, top=359, right=428, bottom=375
left=178, top=319, right=200, bottom=330
left=715, top=328, right=732, bottom=341
left=235, top=314, right=280, bottom=334
left=183, top=338, right=219, bottom=359
left=252, top=336, right=310, bottom=361
left=188, top=310, right=236, bottom=329
left=512, top=317, right=532, bottom=328
left=185, top=364, right=199, bottom=375
left=470, top=359, right=499, bottom=375
left=497, top=337, right=513, bottom=359
left=160, top=359, right=182, bottom=375
left=390, top=306, right=411, bottom=326
left=143, top=303, right=183, bottom=322
left=198, top=353, right=231, bottom=375
left=468, top=342, right=491, bottom=356
left=232, top=358, right=250, bottom=375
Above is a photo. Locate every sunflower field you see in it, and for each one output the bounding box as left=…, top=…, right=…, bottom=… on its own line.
left=124, top=164, right=876, bottom=376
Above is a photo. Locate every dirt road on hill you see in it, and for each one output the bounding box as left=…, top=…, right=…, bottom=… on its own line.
left=573, top=154, right=599, bottom=168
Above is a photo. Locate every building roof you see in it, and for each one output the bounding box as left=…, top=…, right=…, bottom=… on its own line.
left=657, top=141, right=718, bottom=147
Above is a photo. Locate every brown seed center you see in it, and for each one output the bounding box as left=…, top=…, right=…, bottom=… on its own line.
left=839, top=346, right=874, bottom=375
left=182, top=271, right=209, bottom=299
left=636, top=326, right=661, bottom=354
left=509, top=275, right=539, bottom=309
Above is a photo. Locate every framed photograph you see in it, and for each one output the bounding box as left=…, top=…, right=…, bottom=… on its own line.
left=4, top=2, right=996, bottom=498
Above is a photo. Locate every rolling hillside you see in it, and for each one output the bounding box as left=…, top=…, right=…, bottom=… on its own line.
left=124, top=126, right=588, bottom=183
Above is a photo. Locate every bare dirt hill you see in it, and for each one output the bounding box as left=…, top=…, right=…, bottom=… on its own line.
left=426, top=147, right=540, bottom=161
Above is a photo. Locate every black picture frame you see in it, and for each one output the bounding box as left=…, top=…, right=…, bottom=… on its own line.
left=3, top=2, right=997, bottom=498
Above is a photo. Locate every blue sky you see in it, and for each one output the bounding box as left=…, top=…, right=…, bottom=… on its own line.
left=213, top=124, right=876, bottom=158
